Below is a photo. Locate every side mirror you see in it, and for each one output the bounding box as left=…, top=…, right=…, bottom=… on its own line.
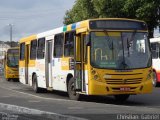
left=85, top=34, right=91, bottom=46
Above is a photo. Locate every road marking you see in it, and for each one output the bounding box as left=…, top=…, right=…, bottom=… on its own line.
left=68, top=107, right=83, bottom=110
left=0, top=103, right=87, bottom=120
left=1, top=85, right=160, bottom=113
left=28, top=100, right=41, bottom=103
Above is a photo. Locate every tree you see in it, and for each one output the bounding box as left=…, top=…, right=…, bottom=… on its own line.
left=123, top=0, right=160, bottom=38
left=63, top=0, right=98, bottom=25
left=64, top=0, right=160, bottom=38
left=92, top=0, right=125, bottom=18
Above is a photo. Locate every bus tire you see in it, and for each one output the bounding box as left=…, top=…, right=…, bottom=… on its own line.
left=32, top=74, right=41, bottom=93
left=153, top=71, right=158, bottom=87
left=67, top=78, right=80, bottom=100
left=114, top=94, right=130, bottom=102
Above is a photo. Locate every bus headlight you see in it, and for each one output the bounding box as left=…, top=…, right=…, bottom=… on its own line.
left=91, top=68, right=102, bottom=81
left=91, top=70, right=96, bottom=75
left=93, top=75, right=99, bottom=80
left=7, top=70, right=16, bottom=74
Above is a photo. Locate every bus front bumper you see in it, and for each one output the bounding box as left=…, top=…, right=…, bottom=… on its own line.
left=88, top=80, right=153, bottom=95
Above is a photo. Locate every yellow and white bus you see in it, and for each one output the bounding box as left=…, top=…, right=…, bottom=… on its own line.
left=4, top=47, right=19, bottom=81
left=19, top=18, right=153, bottom=101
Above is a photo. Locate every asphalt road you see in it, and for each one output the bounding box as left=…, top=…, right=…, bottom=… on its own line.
left=0, top=73, right=160, bottom=120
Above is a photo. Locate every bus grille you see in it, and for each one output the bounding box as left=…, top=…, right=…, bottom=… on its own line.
left=105, top=78, right=142, bottom=84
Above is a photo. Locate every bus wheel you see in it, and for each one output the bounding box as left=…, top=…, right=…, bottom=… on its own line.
left=114, top=94, right=130, bottom=102
left=67, top=78, right=80, bottom=100
left=153, top=71, right=158, bottom=87
left=32, top=74, right=41, bottom=93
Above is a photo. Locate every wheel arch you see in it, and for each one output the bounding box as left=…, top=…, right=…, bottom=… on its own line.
left=153, top=69, right=158, bottom=81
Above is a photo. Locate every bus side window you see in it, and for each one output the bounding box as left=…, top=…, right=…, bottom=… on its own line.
left=54, top=33, right=64, bottom=58
left=20, top=43, right=25, bottom=60
left=37, top=38, right=45, bottom=59
left=64, top=31, right=75, bottom=57
left=30, top=40, right=37, bottom=60
left=151, top=43, right=158, bottom=58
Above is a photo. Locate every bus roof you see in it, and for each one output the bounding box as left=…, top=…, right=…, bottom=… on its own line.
left=19, top=18, right=146, bottom=43
left=19, top=35, right=37, bottom=43
left=150, top=37, right=160, bottom=43
left=7, top=47, right=19, bottom=50
left=7, top=47, right=19, bottom=54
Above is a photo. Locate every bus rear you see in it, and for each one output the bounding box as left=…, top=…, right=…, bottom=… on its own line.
left=4, top=47, right=19, bottom=81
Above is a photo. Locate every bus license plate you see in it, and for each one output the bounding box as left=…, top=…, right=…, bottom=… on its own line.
left=120, top=87, right=130, bottom=91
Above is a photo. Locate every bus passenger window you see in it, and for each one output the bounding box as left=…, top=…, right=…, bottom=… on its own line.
left=30, top=40, right=37, bottom=60
left=37, top=38, right=45, bottom=59
left=64, top=31, right=75, bottom=57
left=20, top=43, right=25, bottom=60
left=151, top=43, right=158, bottom=58
left=54, top=34, right=64, bottom=58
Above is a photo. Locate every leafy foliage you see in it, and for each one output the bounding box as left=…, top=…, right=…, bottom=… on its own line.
left=64, top=0, right=98, bottom=25
left=64, top=0, right=160, bottom=38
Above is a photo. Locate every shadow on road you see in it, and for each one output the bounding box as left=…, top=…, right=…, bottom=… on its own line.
left=2, top=75, right=159, bottom=107
left=80, top=95, right=146, bottom=106
left=48, top=90, right=146, bottom=106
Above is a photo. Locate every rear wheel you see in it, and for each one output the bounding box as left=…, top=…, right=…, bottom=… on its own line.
left=67, top=78, right=80, bottom=100
left=153, top=71, right=158, bottom=87
left=32, top=74, right=41, bottom=93
left=114, top=94, right=130, bottom=102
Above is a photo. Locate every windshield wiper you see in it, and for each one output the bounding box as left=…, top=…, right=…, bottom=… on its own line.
left=103, top=30, right=114, bottom=59
left=127, top=38, right=130, bottom=57
left=104, top=30, right=113, bottom=49
left=126, top=30, right=137, bottom=57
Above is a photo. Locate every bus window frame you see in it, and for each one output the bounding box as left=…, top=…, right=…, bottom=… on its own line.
left=30, top=39, right=37, bottom=60
left=20, top=43, right=25, bottom=60
left=37, top=37, right=45, bottom=59
left=151, top=42, right=160, bottom=59
left=64, top=31, right=76, bottom=57
left=53, top=33, right=64, bottom=58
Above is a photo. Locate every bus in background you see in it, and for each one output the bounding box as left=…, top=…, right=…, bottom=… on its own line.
left=4, top=47, right=19, bottom=81
left=19, top=18, right=153, bottom=101
left=150, top=37, right=160, bottom=87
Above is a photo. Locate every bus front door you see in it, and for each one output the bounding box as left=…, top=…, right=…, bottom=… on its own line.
left=45, top=40, right=52, bottom=88
left=74, top=33, right=87, bottom=92
left=25, top=45, right=29, bottom=84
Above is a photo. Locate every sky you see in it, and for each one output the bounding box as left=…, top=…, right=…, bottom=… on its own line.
left=0, top=0, right=159, bottom=43
left=0, top=0, right=75, bottom=42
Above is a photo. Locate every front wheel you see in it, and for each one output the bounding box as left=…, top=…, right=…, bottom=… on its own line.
left=67, top=78, right=80, bottom=100
left=114, top=94, right=130, bottom=102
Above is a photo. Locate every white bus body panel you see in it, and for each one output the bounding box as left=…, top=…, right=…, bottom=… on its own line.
left=19, top=67, right=25, bottom=84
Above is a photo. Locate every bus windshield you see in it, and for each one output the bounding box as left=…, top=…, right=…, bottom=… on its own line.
left=7, top=50, right=19, bottom=68
left=90, top=31, right=151, bottom=69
